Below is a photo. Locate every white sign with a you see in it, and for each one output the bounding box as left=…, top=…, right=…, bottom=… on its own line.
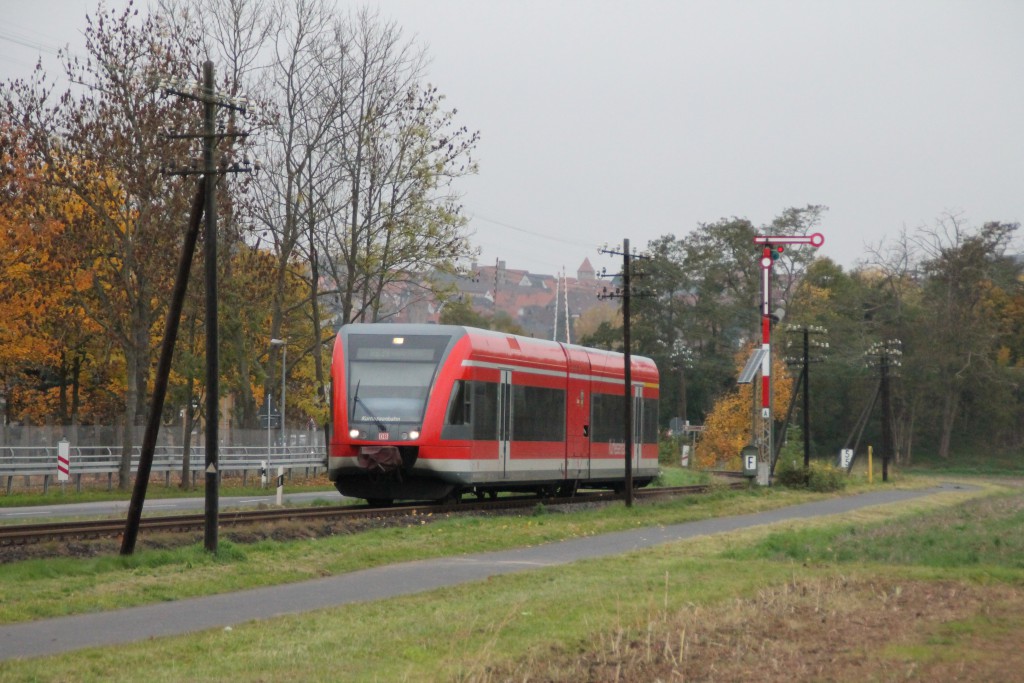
left=840, top=448, right=854, bottom=469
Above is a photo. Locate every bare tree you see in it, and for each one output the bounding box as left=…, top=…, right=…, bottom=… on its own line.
left=318, top=8, right=479, bottom=328
left=246, top=0, right=342, bottom=422
left=157, top=1, right=480, bottom=427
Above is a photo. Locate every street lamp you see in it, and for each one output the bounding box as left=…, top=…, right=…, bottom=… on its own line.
left=270, top=338, right=287, bottom=451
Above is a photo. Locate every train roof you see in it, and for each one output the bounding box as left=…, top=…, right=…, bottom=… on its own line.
left=337, top=323, right=657, bottom=375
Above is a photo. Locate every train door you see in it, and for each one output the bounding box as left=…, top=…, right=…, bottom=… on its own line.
left=565, top=348, right=591, bottom=481
left=497, top=369, right=513, bottom=478
left=632, top=384, right=644, bottom=471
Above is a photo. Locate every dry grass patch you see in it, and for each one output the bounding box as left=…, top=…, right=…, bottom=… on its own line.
left=470, top=576, right=1024, bottom=682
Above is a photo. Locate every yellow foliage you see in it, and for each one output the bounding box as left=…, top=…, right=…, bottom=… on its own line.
left=694, top=342, right=794, bottom=470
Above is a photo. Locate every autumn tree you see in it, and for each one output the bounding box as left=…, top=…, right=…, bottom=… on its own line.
left=694, top=343, right=794, bottom=469
left=3, top=3, right=202, bottom=487
left=0, top=124, right=113, bottom=427
left=0, top=125, right=63, bottom=423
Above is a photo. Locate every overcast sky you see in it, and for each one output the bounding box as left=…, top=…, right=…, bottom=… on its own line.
left=4, top=0, right=1022, bottom=277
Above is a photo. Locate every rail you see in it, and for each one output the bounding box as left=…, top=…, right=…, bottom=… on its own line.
left=0, top=484, right=750, bottom=546
left=0, top=445, right=327, bottom=493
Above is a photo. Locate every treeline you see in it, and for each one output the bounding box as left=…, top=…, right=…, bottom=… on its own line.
left=0, top=0, right=478, bottom=487
left=593, top=208, right=1023, bottom=463
left=1, top=2, right=1019, bottom=485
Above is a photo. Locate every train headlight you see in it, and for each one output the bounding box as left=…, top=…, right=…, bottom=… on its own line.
left=409, top=430, right=420, bottom=440
left=348, top=428, right=361, bottom=439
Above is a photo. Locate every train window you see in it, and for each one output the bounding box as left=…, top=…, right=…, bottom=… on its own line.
left=590, top=394, right=659, bottom=443
left=472, top=381, right=498, bottom=440
left=590, top=392, right=625, bottom=443
left=643, top=398, right=659, bottom=443
left=445, top=381, right=471, bottom=425
left=512, top=385, right=566, bottom=441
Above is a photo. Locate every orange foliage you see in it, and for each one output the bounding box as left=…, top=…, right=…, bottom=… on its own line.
left=0, top=125, right=112, bottom=423
left=694, top=342, right=794, bottom=469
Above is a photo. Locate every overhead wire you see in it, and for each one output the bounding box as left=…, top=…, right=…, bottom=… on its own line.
left=467, top=212, right=604, bottom=273
left=470, top=214, right=597, bottom=249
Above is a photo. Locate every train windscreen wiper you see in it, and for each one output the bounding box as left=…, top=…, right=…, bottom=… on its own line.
left=351, top=380, right=387, bottom=432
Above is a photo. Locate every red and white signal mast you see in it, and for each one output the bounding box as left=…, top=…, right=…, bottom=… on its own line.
left=751, top=232, right=824, bottom=483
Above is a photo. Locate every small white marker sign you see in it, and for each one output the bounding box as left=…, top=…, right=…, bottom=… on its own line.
left=840, top=448, right=853, bottom=469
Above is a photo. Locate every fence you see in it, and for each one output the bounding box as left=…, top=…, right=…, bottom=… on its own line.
left=0, top=425, right=327, bottom=494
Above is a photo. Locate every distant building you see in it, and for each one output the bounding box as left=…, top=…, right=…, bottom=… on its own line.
left=378, top=258, right=617, bottom=339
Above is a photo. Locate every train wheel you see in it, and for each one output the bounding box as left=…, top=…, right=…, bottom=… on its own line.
left=366, top=498, right=393, bottom=507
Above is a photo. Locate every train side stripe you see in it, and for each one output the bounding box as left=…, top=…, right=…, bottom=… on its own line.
left=461, top=359, right=657, bottom=388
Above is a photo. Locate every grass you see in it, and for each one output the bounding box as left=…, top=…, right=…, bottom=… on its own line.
left=901, top=450, right=1024, bottom=477
left=1, top=473, right=1020, bottom=681
left=0, top=470, right=943, bottom=625
left=2, top=479, right=1018, bottom=681
left=0, top=483, right=830, bottom=623
left=723, top=488, right=1024, bottom=569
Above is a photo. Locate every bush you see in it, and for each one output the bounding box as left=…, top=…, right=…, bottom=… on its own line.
left=774, top=457, right=807, bottom=488
left=658, top=435, right=689, bottom=465
left=774, top=458, right=847, bottom=493
left=807, top=461, right=846, bottom=492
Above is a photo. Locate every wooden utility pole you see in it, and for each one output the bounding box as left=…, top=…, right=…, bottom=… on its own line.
left=598, top=239, right=650, bottom=507
left=120, top=62, right=254, bottom=555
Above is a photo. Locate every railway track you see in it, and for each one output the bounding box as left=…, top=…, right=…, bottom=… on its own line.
left=0, top=481, right=748, bottom=546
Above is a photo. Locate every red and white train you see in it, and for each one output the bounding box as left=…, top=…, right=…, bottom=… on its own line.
left=328, top=323, right=660, bottom=504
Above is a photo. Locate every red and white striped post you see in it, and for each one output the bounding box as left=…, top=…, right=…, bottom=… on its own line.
left=57, top=438, right=70, bottom=485
left=752, top=232, right=824, bottom=483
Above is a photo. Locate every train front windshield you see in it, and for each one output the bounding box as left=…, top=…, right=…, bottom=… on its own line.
left=346, top=333, right=452, bottom=425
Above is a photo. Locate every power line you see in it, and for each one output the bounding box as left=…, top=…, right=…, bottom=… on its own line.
left=0, top=28, right=63, bottom=56
left=470, top=213, right=596, bottom=249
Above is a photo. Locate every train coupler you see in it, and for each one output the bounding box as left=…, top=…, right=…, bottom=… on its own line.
left=357, top=446, right=403, bottom=473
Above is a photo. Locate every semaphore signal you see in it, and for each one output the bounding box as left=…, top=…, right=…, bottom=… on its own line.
left=749, top=232, right=824, bottom=484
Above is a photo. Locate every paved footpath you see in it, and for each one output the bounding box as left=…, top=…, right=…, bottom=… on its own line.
left=0, top=483, right=972, bottom=661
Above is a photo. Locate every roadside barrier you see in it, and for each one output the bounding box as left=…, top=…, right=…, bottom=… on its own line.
left=0, top=445, right=326, bottom=494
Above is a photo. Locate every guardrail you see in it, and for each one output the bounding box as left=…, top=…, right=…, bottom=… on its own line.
left=1, top=445, right=327, bottom=494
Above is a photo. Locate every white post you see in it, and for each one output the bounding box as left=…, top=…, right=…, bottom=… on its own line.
left=275, top=466, right=284, bottom=506
left=260, top=460, right=268, bottom=489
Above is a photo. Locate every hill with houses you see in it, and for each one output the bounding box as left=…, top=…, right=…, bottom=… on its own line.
left=383, top=258, right=619, bottom=341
